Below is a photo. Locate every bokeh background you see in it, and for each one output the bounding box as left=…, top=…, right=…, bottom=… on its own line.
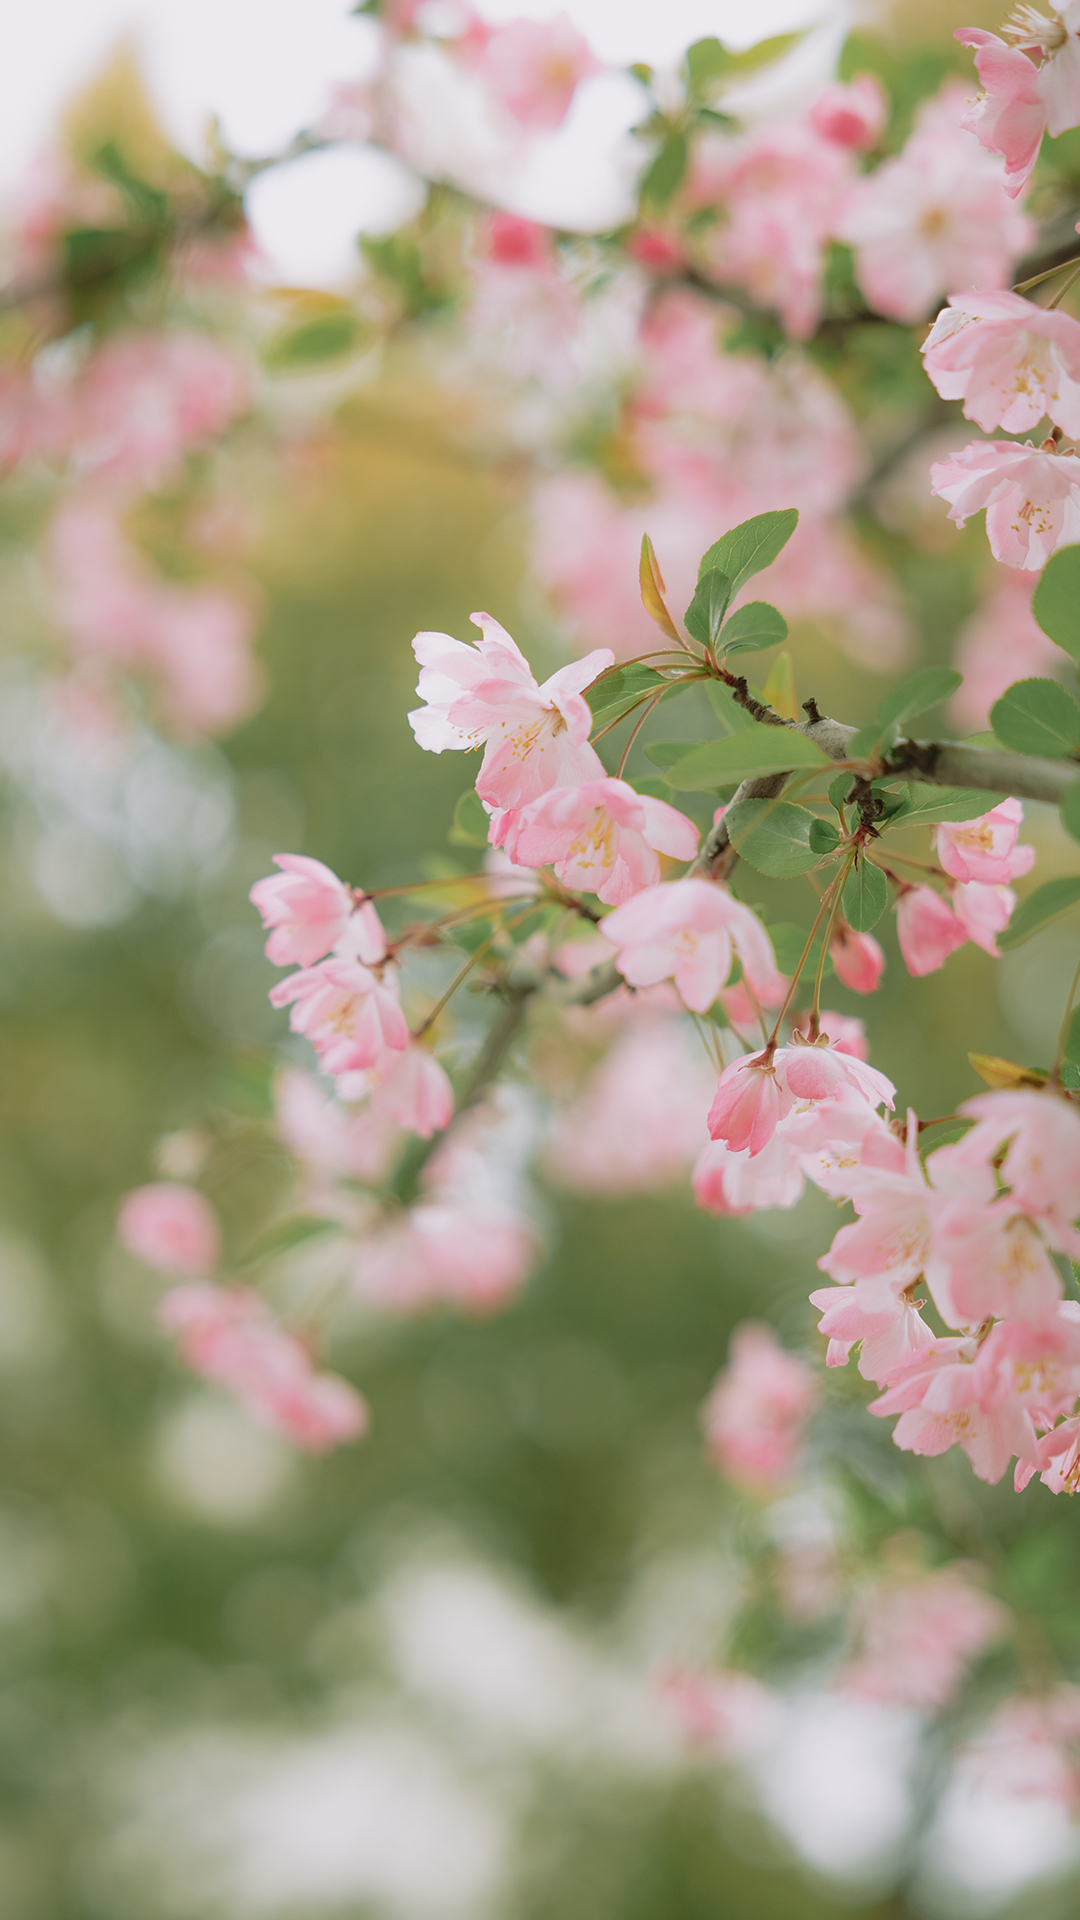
left=3, top=2, right=1080, bottom=1916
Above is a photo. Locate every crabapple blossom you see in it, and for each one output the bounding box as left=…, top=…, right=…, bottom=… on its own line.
left=545, top=1015, right=714, bottom=1196
left=274, top=1068, right=400, bottom=1190
left=922, top=290, right=1080, bottom=437
left=930, top=439, right=1080, bottom=569
left=368, top=1042, right=454, bottom=1138
left=951, top=879, right=1018, bottom=953
left=159, top=1283, right=368, bottom=1452
left=809, top=1273, right=937, bottom=1384
left=409, top=612, right=613, bottom=812
left=935, top=798, right=1035, bottom=884
left=808, top=75, right=888, bottom=150
left=459, top=10, right=600, bottom=133
left=869, top=1336, right=1041, bottom=1484
left=693, top=1130, right=805, bottom=1217
left=973, top=1309, right=1080, bottom=1428
left=497, top=778, right=698, bottom=906
left=250, top=855, right=368, bottom=969
left=707, top=1043, right=895, bottom=1157
left=844, top=1563, right=1007, bottom=1711
left=598, top=877, right=784, bottom=1013
left=118, top=1183, right=221, bottom=1276
left=895, top=884, right=968, bottom=976
left=956, top=1087, right=1080, bottom=1236
left=829, top=923, right=886, bottom=994
left=269, top=956, right=408, bottom=1075
left=975, top=4, right=1080, bottom=140
left=955, top=29, right=1048, bottom=196
left=351, top=1203, right=537, bottom=1314
left=702, top=1321, right=820, bottom=1495
left=929, top=1197, right=1065, bottom=1328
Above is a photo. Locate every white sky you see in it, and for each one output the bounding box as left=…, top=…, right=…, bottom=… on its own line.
left=3, top=0, right=848, bottom=282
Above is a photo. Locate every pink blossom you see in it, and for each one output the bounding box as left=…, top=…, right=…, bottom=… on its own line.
left=929, top=1197, right=1064, bottom=1328
left=935, top=799, right=1035, bottom=884
left=952, top=568, right=1064, bottom=730
left=370, top=1043, right=454, bottom=1138
left=931, top=439, right=1080, bottom=570
left=159, top=1283, right=368, bottom=1452
left=830, top=923, right=886, bottom=994
left=702, top=1321, right=820, bottom=1495
left=973, top=1309, right=1080, bottom=1426
left=352, top=1204, right=537, bottom=1315
left=808, top=75, right=888, bottom=150
left=795, top=1011, right=870, bottom=1060
left=71, top=331, right=248, bottom=490
left=870, top=1337, right=1040, bottom=1483
left=409, top=613, right=612, bottom=812
left=461, top=11, right=599, bottom=133
left=810, top=1274, right=938, bottom=1385
left=497, top=777, right=698, bottom=906
left=922, top=290, right=1080, bottom=436
left=955, top=29, right=1047, bottom=196
left=274, top=1068, right=399, bottom=1188
left=693, top=1130, right=804, bottom=1216
left=964, top=1687, right=1080, bottom=1805
left=599, top=877, right=783, bottom=1013
left=269, top=957, right=408, bottom=1074
left=483, top=211, right=551, bottom=268
left=895, top=885, right=968, bottom=976
left=1031, top=1416, right=1080, bottom=1492
left=951, top=880, right=1017, bottom=953
left=118, top=1182, right=221, bottom=1276
left=844, top=1563, right=1007, bottom=1711
left=708, top=1043, right=894, bottom=1157
left=250, top=855, right=366, bottom=968
left=660, top=1666, right=781, bottom=1757
left=957, top=1087, right=1080, bottom=1237
left=545, top=1016, right=714, bottom=1196
left=835, top=84, right=1033, bottom=323
left=785, top=1100, right=907, bottom=1197
left=1004, top=2, right=1080, bottom=136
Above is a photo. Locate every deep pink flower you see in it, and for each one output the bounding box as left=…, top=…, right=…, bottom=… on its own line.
left=269, top=957, right=408, bottom=1074
left=895, top=885, right=968, bottom=976
left=250, top=855, right=367, bottom=968
left=497, top=777, right=698, bottom=906
left=923, top=289, right=1080, bottom=435
left=599, top=877, right=783, bottom=1013
left=955, top=29, right=1047, bottom=196
left=159, top=1283, right=368, bottom=1453
left=409, top=613, right=612, bottom=813
left=935, top=798, right=1035, bottom=884
left=118, top=1183, right=221, bottom=1276
left=461, top=11, right=600, bottom=133
left=482, top=211, right=551, bottom=268
left=931, top=439, right=1080, bottom=569
left=808, top=75, right=888, bottom=150
left=830, top=923, right=886, bottom=994
left=702, top=1321, right=820, bottom=1494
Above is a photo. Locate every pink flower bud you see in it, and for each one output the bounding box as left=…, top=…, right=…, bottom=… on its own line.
left=895, top=885, right=967, bottom=976
left=830, top=923, right=885, bottom=994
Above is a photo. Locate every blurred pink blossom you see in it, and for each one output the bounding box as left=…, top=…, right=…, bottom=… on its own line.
left=951, top=568, right=1063, bottom=728
left=661, top=1666, right=781, bottom=1756
left=459, top=11, right=599, bottom=132
left=844, top=1562, right=1007, bottom=1710
left=545, top=1015, right=713, bottom=1196
left=964, top=1687, right=1080, bottom=1806
left=702, top=1321, right=820, bottom=1494
left=352, top=1203, right=537, bottom=1314
left=118, top=1182, right=221, bottom=1276
left=808, top=74, right=888, bottom=150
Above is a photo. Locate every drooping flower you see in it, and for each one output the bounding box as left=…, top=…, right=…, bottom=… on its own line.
left=250, top=855, right=371, bottom=968
left=830, top=923, right=886, bottom=994
left=159, top=1283, right=368, bottom=1453
left=707, top=1043, right=895, bottom=1157
left=369, top=1042, right=454, bottom=1139
left=935, top=798, right=1036, bottom=884
left=497, top=777, right=698, bottom=906
left=702, top=1321, right=820, bottom=1495
left=408, top=612, right=613, bottom=812
left=118, top=1182, right=221, bottom=1277
left=951, top=880, right=1018, bottom=953
left=895, top=885, right=968, bottom=976
left=922, top=289, right=1080, bottom=436
left=599, top=876, right=784, bottom=1013
left=954, top=28, right=1048, bottom=196
left=930, top=439, right=1080, bottom=569
left=269, top=957, right=408, bottom=1074
left=809, top=1273, right=938, bottom=1384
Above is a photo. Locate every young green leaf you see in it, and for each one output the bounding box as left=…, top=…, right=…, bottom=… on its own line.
left=684, top=568, right=732, bottom=648
left=809, top=817, right=840, bottom=854
left=842, top=860, right=889, bottom=932
left=719, top=600, right=788, bottom=656
left=639, top=534, right=682, bottom=642
left=237, top=1215, right=340, bottom=1269
left=1032, top=545, right=1080, bottom=664
left=264, top=310, right=364, bottom=368
left=995, top=876, right=1080, bottom=950
left=990, top=678, right=1080, bottom=758
left=698, top=510, right=799, bottom=596
left=664, top=726, right=832, bottom=790
left=685, top=30, right=802, bottom=87
left=449, top=788, right=490, bottom=847
left=723, top=797, right=819, bottom=876
left=877, top=666, right=962, bottom=731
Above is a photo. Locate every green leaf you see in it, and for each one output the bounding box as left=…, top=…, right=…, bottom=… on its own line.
left=767, top=921, right=831, bottom=978
left=1032, top=545, right=1080, bottom=664
left=990, top=678, right=1080, bottom=758
left=664, top=726, right=832, bottom=790
left=842, top=860, right=889, bottom=932
left=698, top=510, right=799, bottom=597
left=706, top=682, right=758, bottom=733
left=724, top=798, right=819, bottom=876
left=448, top=788, right=490, bottom=848
left=641, top=131, right=688, bottom=205
left=1063, top=1005, right=1080, bottom=1071
left=829, top=773, right=853, bottom=812
left=238, top=1214, right=340, bottom=1268
left=264, top=310, right=363, bottom=368
left=809, top=817, right=840, bottom=854
left=685, top=31, right=802, bottom=88
left=643, top=738, right=710, bottom=770
left=996, top=876, right=1080, bottom=951
left=1063, top=778, right=1080, bottom=843
left=586, top=662, right=666, bottom=720
left=684, top=569, right=732, bottom=648
left=888, top=783, right=1003, bottom=826
left=877, top=667, right=962, bottom=731
left=718, top=601, right=788, bottom=657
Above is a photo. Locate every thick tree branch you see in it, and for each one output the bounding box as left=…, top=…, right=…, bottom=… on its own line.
left=886, top=740, right=1080, bottom=808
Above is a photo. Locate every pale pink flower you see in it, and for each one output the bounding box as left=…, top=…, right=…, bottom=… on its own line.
left=545, top=1016, right=714, bottom=1196
left=810, top=1274, right=938, bottom=1384
left=660, top=1666, right=781, bottom=1757
left=498, top=777, right=698, bottom=906
left=895, top=885, right=968, bottom=976
left=922, top=289, right=1080, bottom=436
left=693, top=1131, right=804, bottom=1216
left=951, top=879, right=1017, bottom=953
left=599, top=877, right=783, bottom=1013
left=274, top=1068, right=399, bottom=1188
left=870, top=1337, right=1040, bottom=1483
left=844, top=1563, right=1007, bottom=1711
left=1003, top=2, right=1080, bottom=135
left=461, top=11, right=599, bottom=133
left=72, top=331, right=248, bottom=490
left=702, top=1321, right=820, bottom=1494
left=808, top=75, right=888, bottom=150
left=931, top=439, right=1080, bottom=569
left=785, top=1100, right=907, bottom=1197
left=708, top=1043, right=894, bottom=1157
left=928, top=1196, right=1064, bottom=1328
left=974, top=1309, right=1080, bottom=1426
left=830, top=924, right=886, bottom=994
left=964, top=1687, right=1080, bottom=1805
left=118, top=1182, right=221, bottom=1276
left=352, top=1204, right=537, bottom=1315
left=159, top=1282, right=368, bottom=1452
left=409, top=612, right=612, bottom=812
left=935, top=798, right=1035, bottom=884
left=370, top=1042, right=454, bottom=1138
left=951, top=567, right=1064, bottom=729
left=957, top=1087, right=1080, bottom=1238
left=1031, top=1416, right=1080, bottom=1492
left=250, top=855, right=366, bottom=969
left=835, top=84, right=1034, bottom=323
left=269, top=957, right=408, bottom=1074
left=955, top=29, right=1047, bottom=196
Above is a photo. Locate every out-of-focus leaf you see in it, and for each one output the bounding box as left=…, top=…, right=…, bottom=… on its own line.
left=878, top=667, right=962, bottom=731
left=644, top=739, right=710, bottom=770
left=968, top=1053, right=1048, bottom=1090
left=684, top=569, right=733, bottom=648
left=639, top=534, right=682, bottom=642
left=724, top=798, right=819, bottom=875
left=1062, top=778, right=1080, bottom=843
left=706, top=682, right=758, bottom=733
left=264, top=310, right=364, bottom=368
left=238, top=1214, right=340, bottom=1268
left=842, top=860, right=889, bottom=932
left=641, top=132, right=688, bottom=205
left=685, top=32, right=802, bottom=89
left=665, top=726, right=831, bottom=789
left=996, top=876, right=1080, bottom=949
left=1032, top=545, right=1080, bottom=664
left=698, top=510, right=799, bottom=596
left=1063, top=1005, right=1080, bottom=1071
left=990, top=678, right=1080, bottom=758
left=449, top=789, right=490, bottom=847
left=762, top=650, right=797, bottom=720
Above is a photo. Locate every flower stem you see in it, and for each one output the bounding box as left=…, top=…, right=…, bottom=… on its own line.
left=767, top=859, right=851, bottom=1047
left=616, top=690, right=667, bottom=778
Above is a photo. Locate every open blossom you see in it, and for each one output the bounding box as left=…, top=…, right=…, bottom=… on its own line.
left=118, top=1183, right=221, bottom=1276
left=955, top=29, right=1048, bottom=196
left=974, top=1310, right=1080, bottom=1429
left=460, top=11, right=599, bottom=133
left=707, top=1042, right=895, bottom=1157
left=497, top=778, right=698, bottom=906
left=693, top=1130, right=805, bottom=1217
left=369, top=1043, right=454, bottom=1138
left=352, top=1203, right=537, bottom=1315
left=935, top=799, right=1035, bottom=884
left=269, top=957, right=408, bottom=1074
left=599, top=877, right=783, bottom=1013
left=250, top=855, right=370, bottom=968
left=922, top=290, right=1080, bottom=437
left=844, top=1563, right=1007, bottom=1711
left=159, top=1283, right=368, bottom=1453
left=932, top=1197, right=1065, bottom=1327
left=951, top=880, right=1017, bottom=954
left=895, top=885, right=968, bottom=976
left=409, top=613, right=612, bottom=812
left=870, top=1336, right=1041, bottom=1484
left=830, top=924, right=885, bottom=994
left=702, top=1321, right=820, bottom=1495
left=956, top=1087, right=1080, bottom=1236
left=931, top=440, right=1080, bottom=569
left=808, top=75, right=888, bottom=150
